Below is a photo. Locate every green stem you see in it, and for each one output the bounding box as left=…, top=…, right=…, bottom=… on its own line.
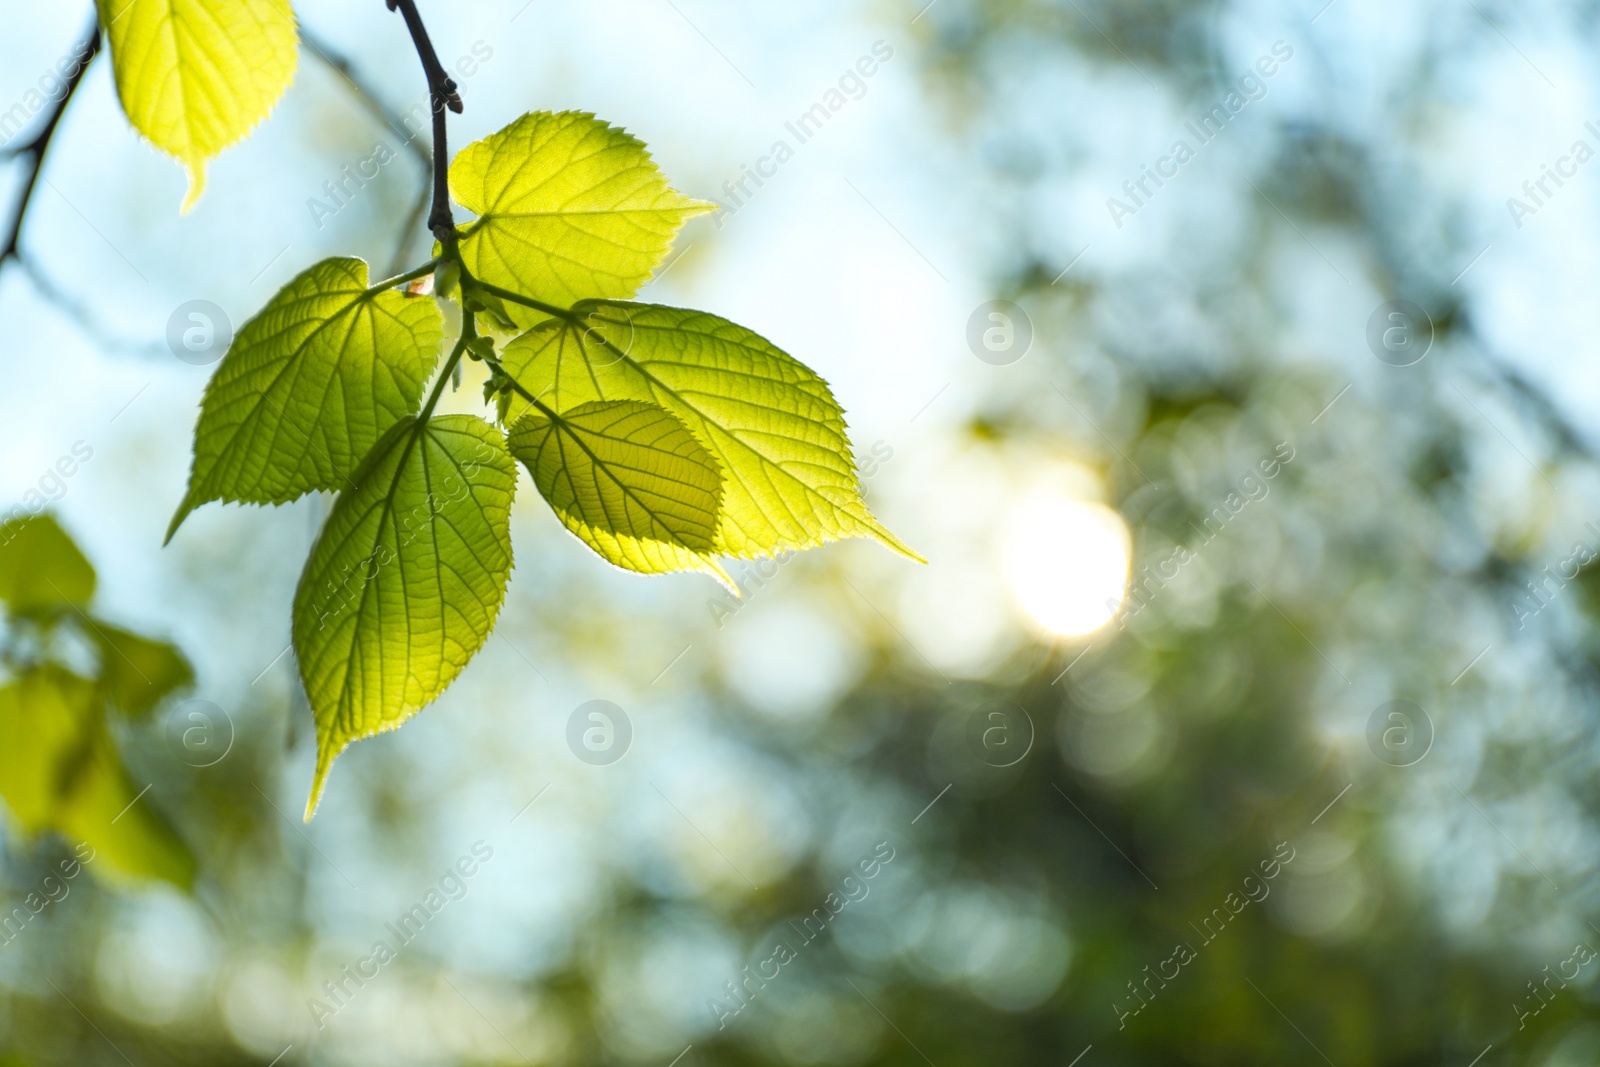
left=419, top=312, right=474, bottom=423
left=368, top=257, right=441, bottom=293
left=460, top=273, right=575, bottom=322
left=481, top=352, right=556, bottom=419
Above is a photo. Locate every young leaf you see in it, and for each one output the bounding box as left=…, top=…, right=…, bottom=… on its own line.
left=292, top=415, right=517, bottom=816
left=96, top=0, right=299, bottom=211
left=0, top=514, right=96, bottom=614
left=507, top=400, right=732, bottom=584
left=90, top=621, right=194, bottom=718
left=497, top=303, right=921, bottom=562
left=451, top=112, right=712, bottom=324
left=168, top=258, right=444, bottom=542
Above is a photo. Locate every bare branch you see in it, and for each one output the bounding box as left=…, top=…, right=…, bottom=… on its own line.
left=383, top=0, right=461, bottom=240
left=1, top=16, right=102, bottom=268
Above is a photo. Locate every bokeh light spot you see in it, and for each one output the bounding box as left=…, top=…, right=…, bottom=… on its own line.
left=1005, top=495, right=1130, bottom=637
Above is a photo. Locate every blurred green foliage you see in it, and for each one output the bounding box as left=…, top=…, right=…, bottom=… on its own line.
left=0, top=515, right=193, bottom=888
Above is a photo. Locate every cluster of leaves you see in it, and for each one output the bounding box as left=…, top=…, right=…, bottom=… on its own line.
left=157, top=108, right=914, bottom=810
left=77, top=1, right=914, bottom=815
left=0, top=517, right=193, bottom=887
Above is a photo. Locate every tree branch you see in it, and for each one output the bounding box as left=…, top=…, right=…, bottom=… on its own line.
left=16, top=258, right=164, bottom=356
left=383, top=0, right=461, bottom=241
left=1, top=16, right=102, bottom=268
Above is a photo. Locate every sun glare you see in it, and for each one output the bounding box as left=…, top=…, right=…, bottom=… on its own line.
left=1005, top=494, right=1130, bottom=638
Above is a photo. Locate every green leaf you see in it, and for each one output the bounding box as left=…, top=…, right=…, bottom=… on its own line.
left=508, top=400, right=733, bottom=584
left=0, top=515, right=95, bottom=614
left=451, top=112, right=712, bottom=325
left=96, top=0, right=299, bottom=211
left=56, top=730, right=195, bottom=888
left=293, top=415, right=517, bottom=816
left=497, top=303, right=921, bottom=561
left=168, top=257, right=445, bottom=542
left=0, top=668, right=194, bottom=888
left=0, top=668, right=95, bottom=833
left=90, top=621, right=194, bottom=718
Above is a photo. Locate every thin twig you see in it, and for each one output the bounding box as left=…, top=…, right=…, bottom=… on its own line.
left=383, top=0, right=460, bottom=239
left=1, top=16, right=102, bottom=267
left=17, top=259, right=163, bottom=355
left=297, top=26, right=430, bottom=169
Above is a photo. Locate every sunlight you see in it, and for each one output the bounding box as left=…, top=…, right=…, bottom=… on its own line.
left=1004, top=493, right=1130, bottom=638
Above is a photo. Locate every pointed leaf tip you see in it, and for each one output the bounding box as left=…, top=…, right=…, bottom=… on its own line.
left=498, top=302, right=918, bottom=560
left=180, top=163, right=206, bottom=214
left=293, top=416, right=517, bottom=817
left=97, top=0, right=298, bottom=212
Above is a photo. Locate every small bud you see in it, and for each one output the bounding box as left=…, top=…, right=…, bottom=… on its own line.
left=482, top=304, right=517, bottom=333
left=434, top=260, right=460, bottom=300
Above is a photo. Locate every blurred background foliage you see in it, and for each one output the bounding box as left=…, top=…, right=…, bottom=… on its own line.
left=0, top=0, right=1597, bottom=1064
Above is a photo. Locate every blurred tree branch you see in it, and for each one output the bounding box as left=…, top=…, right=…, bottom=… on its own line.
left=297, top=24, right=434, bottom=272
left=0, top=15, right=101, bottom=268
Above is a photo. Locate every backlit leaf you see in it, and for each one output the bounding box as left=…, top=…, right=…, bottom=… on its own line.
left=96, top=0, right=298, bottom=210
left=168, top=257, right=444, bottom=542
left=292, top=415, right=517, bottom=816
left=507, top=400, right=731, bottom=584
left=497, top=303, right=920, bottom=561
left=451, top=112, right=712, bottom=325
